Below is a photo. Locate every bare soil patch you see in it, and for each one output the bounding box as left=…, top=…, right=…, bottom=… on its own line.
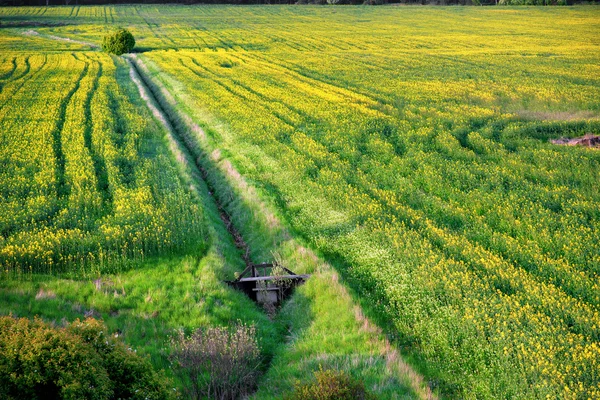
left=551, top=134, right=600, bottom=148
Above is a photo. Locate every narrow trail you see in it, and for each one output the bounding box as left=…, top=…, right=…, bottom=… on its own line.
left=126, top=56, right=252, bottom=269
left=21, top=30, right=99, bottom=50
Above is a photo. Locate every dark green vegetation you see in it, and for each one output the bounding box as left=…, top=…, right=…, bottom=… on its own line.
left=0, top=4, right=599, bottom=399
left=3, top=0, right=584, bottom=7
left=102, top=28, right=135, bottom=55
left=0, top=316, right=172, bottom=400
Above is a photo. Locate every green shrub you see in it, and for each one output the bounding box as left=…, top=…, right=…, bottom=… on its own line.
left=102, top=28, right=135, bottom=55
left=287, top=367, right=376, bottom=400
left=0, top=316, right=173, bottom=400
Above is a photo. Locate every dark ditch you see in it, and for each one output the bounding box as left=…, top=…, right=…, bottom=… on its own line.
left=127, top=56, right=308, bottom=311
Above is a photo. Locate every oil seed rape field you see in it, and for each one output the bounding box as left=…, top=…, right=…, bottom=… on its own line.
left=0, top=45, right=206, bottom=275
left=1, top=4, right=600, bottom=399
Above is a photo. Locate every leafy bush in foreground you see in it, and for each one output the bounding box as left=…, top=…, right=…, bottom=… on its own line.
left=0, top=316, right=172, bottom=400
left=102, top=28, right=135, bottom=55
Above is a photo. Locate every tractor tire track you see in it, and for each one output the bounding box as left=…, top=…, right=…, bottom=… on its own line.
left=0, top=57, right=17, bottom=81
left=242, top=52, right=387, bottom=109
left=180, top=57, right=299, bottom=131
left=0, top=56, right=43, bottom=111
left=0, top=57, right=19, bottom=97
left=82, top=59, right=113, bottom=211
left=51, top=57, right=89, bottom=199
left=136, top=6, right=175, bottom=48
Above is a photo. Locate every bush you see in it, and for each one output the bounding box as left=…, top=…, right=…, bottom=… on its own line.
left=102, top=28, right=135, bottom=55
left=170, top=323, right=261, bottom=400
left=287, top=367, right=376, bottom=400
left=0, top=316, right=173, bottom=400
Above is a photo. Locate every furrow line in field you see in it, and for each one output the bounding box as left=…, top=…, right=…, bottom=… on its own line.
left=13, top=57, right=31, bottom=81
left=51, top=57, right=89, bottom=199
left=180, top=50, right=597, bottom=305
left=181, top=57, right=299, bottom=130
left=0, top=57, right=17, bottom=81
left=174, top=24, right=203, bottom=50
left=134, top=7, right=166, bottom=47
left=0, top=57, right=22, bottom=97
left=283, top=125, right=600, bottom=330
left=194, top=24, right=235, bottom=51
left=82, top=60, right=113, bottom=211
left=357, top=182, right=600, bottom=338
left=228, top=53, right=351, bottom=124
left=0, top=56, right=43, bottom=110
left=240, top=52, right=385, bottom=111
left=137, top=7, right=176, bottom=47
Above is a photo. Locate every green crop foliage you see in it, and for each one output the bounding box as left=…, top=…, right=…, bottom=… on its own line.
left=0, top=51, right=206, bottom=277
left=128, top=6, right=600, bottom=398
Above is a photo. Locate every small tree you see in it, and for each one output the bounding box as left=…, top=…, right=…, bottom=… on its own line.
left=102, top=28, right=135, bottom=56
left=170, top=323, right=262, bottom=400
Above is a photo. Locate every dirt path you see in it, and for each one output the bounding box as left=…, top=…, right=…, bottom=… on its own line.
left=22, top=29, right=99, bottom=49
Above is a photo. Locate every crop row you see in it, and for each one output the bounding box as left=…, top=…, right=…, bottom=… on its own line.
left=0, top=52, right=206, bottom=276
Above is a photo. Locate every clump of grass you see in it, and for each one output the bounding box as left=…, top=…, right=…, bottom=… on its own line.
left=286, top=367, right=375, bottom=400
left=219, top=60, right=237, bottom=69
left=170, top=322, right=262, bottom=400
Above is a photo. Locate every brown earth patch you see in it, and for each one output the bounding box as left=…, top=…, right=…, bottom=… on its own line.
left=551, top=134, right=600, bottom=148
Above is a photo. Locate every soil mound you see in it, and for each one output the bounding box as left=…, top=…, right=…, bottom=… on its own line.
left=551, top=134, right=600, bottom=148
